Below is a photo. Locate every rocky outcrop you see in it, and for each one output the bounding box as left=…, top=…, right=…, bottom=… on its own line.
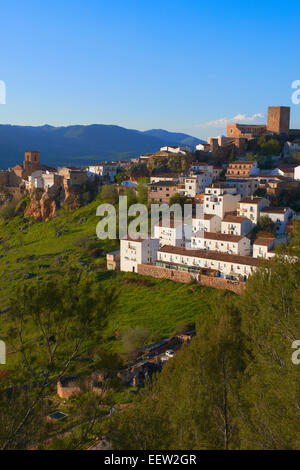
left=24, top=186, right=86, bottom=221
left=64, top=190, right=82, bottom=211
left=25, top=190, right=57, bottom=221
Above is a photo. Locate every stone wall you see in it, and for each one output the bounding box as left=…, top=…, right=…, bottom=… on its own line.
left=199, top=274, right=246, bottom=295
left=138, top=264, right=194, bottom=283
left=137, top=264, right=246, bottom=294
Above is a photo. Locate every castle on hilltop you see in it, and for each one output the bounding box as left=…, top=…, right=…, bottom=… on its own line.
left=207, top=106, right=300, bottom=156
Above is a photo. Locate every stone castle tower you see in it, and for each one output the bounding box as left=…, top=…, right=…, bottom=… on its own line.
left=267, top=106, right=290, bottom=134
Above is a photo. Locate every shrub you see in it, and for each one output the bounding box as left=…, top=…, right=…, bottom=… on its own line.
left=0, top=200, right=17, bottom=220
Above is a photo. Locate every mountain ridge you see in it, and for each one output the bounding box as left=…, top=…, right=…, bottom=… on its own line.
left=0, top=124, right=205, bottom=169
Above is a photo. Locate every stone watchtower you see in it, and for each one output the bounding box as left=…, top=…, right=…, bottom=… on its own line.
left=267, top=106, right=290, bottom=134
left=23, top=151, right=40, bottom=178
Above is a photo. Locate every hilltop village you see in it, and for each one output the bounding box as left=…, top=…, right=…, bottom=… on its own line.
left=0, top=105, right=300, bottom=296
left=0, top=105, right=300, bottom=448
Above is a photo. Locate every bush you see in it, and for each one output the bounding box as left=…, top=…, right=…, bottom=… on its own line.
left=87, top=247, right=103, bottom=258
left=73, top=235, right=90, bottom=248
left=0, top=200, right=17, bottom=220
left=122, top=326, right=151, bottom=358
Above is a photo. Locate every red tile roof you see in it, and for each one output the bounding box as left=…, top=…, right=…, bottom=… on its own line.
left=193, top=214, right=216, bottom=220
left=260, top=207, right=290, bottom=214
left=240, top=197, right=265, bottom=204
left=222, top=215, right=247, bottom=223
left=200, top=232, right=245, bottom=242
left=158, top=246, right=262, bottom=266
left=253, top=237, right=275, bottom=246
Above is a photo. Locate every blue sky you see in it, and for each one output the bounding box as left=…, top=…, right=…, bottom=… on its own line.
left=0, top=0, right=299, bottom=139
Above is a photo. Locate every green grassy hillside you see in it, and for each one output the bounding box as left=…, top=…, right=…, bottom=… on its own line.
left=0, top=195, right=217, bottom=361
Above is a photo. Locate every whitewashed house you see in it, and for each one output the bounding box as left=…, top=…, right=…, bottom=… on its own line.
left=223, top=179, right=259, bottom=198
left=237, top=196, right=269, bottom=224
left=183, top=173, right=212, bottom=197
left=253, top=238, right=277, bottom=259
left=88, top=163, right=118, bottom=182
left=154, top=220, right=192, bottom=247
left=203, top=185, right=241, bottom=218
left=213, top=166, right=223, bottom=180
left=28, top=170, right=44, bottom=189
left=157, top=246, right=261, bottom=280
left=150, top=173, right=179, bottom=183
left=120, top=236, right=159, bottom=273
left=195, top=143, right=210, bottom=152
left=221, top=215, right=253, bottom=236
left=192, top=214, right=221, bottom=233
left=260, top=207, right=294, bottom=234
left=294, top=165, right=300, bottom=180
left=160, top=146, right=188, bottom=155
left=191, top=232, right=251, bottom=256
left=283, top=140, right=300, bottom=157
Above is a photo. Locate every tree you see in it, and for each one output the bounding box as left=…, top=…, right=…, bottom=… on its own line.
left=228, top=146, right=237, bottom=163
left=258, top=137, right=281, bottom=156
left=125, top=187, right=138, bottom=206
left=109, top=293, right=244, bottom=450
left=0, top=199, right=17, bottom=220
left=253, top=215, right=277, bottom=236
left=100, top=185, right=119, bottom=205
left=0, top=273, right=117, bottom=449
left=108, top=226, right=300, bottom=450
left=169, top=193, right=188, bottom=209
left=237, top=223, right=300, bottom=449
left=137, top=177, right=149, bottom=205
left=115, top=170, right=126, bottom=185
left=122, top=326, right=151, bottom=360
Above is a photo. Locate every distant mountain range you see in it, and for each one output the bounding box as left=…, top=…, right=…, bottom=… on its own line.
left=0, top=124, right=205, bottom=169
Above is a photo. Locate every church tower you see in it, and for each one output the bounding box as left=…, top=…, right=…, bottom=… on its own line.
left=23, top=151, right=40, bottom=178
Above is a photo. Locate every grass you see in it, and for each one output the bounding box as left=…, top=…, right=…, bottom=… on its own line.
left=0, top=194, right=218, bottom=367
left=100, top=272, right=214, bottom=351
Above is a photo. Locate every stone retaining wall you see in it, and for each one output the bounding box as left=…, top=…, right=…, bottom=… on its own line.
left=137, top=264, right=246, bottom=294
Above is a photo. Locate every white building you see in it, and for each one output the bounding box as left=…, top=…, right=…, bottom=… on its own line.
left=283, top=140, right=300, bottom=156
left=28, top=170, right=44, bottom=189
left=253, top=237, right=277, bottom=259
left=160, top=146, right=188, bottom=155
left=27, top=170, right=60, bottom=190
left=150, top=173, right=179, bottom=184
left=182, top=173, right=212, bottom=197
left=294, top=165, right=300, bottom=180
left=190, top=163, right=213, bottom=174
left=88, top=163, right=118, bottom=182
left=213, top=166, right=223, bottom=180
left=157, top=246, right=261, bottom=280
left=276, top=167, right=295, bottom=178
left=221, top=215, right=253, bottom=236
left=203, top=185, right=241, bottom=218
left=191, top=232, right=251, bottom=256
left=224, top=179, right=259, bottom=199
left=154, top=220, right=192, bottom=247
left=192, top=214, right=221, bottom=233
left=260, top=207, right=294, bottom=235
left=195, top=143, right=210, bottom=152
left=237, top=196, right=269, bottom=224
left=120, top=236, right=159, bottom=273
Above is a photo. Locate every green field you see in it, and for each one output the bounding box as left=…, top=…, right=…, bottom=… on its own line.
left=0, top=195, right=218, bottom=362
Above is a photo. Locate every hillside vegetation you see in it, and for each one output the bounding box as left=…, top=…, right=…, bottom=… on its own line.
left=0, top=193, right=216, bottom=362
left=108, top=224, right=300, bottom=450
